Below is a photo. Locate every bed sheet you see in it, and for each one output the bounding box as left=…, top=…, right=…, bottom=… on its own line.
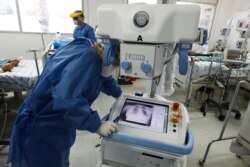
left=191, top=61, right=221, bottom=81
left=220, top=64, right=250, bottom=77
left=0, top=59, right=43, bottom=91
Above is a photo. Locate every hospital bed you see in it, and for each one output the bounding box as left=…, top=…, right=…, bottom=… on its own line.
left=0, top=59, right=42, bottom=146
left=199, top=60, right=250, bottom=120
left=0, top=59, right=43, bottom=93
left=175, top=52, right=223, bottom=106
left=175, top=52, right=222, bottom=89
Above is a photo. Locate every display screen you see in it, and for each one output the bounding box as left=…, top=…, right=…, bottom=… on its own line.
left=118, top=99, right=168, bottom=133
left=128, top=53, right=145, bottom=61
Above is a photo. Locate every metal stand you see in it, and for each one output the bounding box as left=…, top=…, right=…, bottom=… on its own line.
left=40, top=32, right=46, bottom=51
left=184, top=57, right=195, bottom=106
left=198, top=81, right=249, bottom=166
left=185, top=53, right=215, bottom=107
left=200, top=65, right=244, bottom=121
left=147, top=77, right=161, bottom=98
left=26, top=49, right=41, bottom=77
left=0, top=88, right=10, bottom=146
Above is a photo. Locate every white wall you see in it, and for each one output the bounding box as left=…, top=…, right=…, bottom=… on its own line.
left=226, top=11, right=250, bottom=50
left=208, top=0, right=250, bottom=51
left=0, top=32, right=71, bottom=59
left=208, top=0, right=240, bottom=50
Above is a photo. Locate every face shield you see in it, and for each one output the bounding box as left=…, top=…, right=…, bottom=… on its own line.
left=73, top=17, right=83, bottom=25
left=70, top=10, right=84, bottom=25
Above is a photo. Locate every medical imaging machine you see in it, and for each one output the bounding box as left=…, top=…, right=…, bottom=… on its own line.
left=96, top=3, right=200, bottom=167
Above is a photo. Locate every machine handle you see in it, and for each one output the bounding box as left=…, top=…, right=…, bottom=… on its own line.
left=178, top=43, right=193, bottom=75
left=178, top=51, right=188, bottom=75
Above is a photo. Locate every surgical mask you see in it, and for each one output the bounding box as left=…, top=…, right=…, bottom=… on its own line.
left=73, top=20, right=78, bottom=25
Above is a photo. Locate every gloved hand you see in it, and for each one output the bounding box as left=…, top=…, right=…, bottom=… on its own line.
left=92, top=44, right=103, bottom=61
left=96, top=121, right=117, bottom=137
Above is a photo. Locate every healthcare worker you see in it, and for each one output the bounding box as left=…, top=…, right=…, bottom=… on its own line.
left=156, top=43, right=177, bottom=96
left=8, top=38, right=122, bottom=167
left=70, top=10, right=96, bottom=43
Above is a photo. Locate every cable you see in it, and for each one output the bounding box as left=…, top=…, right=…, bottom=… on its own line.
left=155, top=75, right=162, bottom=86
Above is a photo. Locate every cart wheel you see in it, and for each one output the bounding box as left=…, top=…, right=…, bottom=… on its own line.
left=218, top=115, right=225, bottom=121
left=200, top=105, right=205, bottom=112
left=200, top=105, right=207, bottom=117
left=222, top=102, right=230, bottom=109
left=236, top=155, right=241, bottom=159
left=198, top=160, right=205, bottom=166
left=3, top=110, right=10, bottom=114
left=235, top=113, right=241, bottom=120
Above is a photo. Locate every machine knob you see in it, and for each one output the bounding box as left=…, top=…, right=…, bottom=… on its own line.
left=121, top=61, right=131, bottom=70
left=141, top=63, right=152, bottom=73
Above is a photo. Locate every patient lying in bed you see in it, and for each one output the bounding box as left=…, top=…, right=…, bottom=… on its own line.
left=0, top=59, right=20, bottom=72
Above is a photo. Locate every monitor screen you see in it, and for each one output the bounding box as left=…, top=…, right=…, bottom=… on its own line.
left=118, top=99, right=168, bottom=133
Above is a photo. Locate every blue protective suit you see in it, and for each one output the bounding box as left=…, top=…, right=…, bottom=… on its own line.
left=73, top=23, right=96, bottom=43
left=8, top=38, right=121, bottom=167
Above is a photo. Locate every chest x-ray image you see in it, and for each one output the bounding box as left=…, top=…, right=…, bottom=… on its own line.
left=120, top=101, right=154, bottom=126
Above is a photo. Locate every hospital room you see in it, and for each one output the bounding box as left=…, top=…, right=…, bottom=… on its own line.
left=0, top=0, right=250, bottom=166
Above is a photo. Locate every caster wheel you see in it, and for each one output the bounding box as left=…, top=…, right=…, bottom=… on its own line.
left=218, top=115, right=225, bottom=121
left=3, top=110, right=10, bottom=114
left=205, top=99, right=210, bottom=104
left=235, top=113, right=241, bottom=120
left=236, top=155, right=241, bottom=159
left=200, top=105, right=207, bottom=116
left=198, top=160, right=205, bottom=166
left=200, top=105, right=205, bottom=113
left=224, top=103, right=230, bottom=109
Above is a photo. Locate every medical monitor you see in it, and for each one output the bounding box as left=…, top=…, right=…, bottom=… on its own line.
left=118, top=99, right=169, bottom=133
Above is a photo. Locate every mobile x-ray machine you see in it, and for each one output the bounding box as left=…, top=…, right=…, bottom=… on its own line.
left=96, top=3, right=201, bottom=167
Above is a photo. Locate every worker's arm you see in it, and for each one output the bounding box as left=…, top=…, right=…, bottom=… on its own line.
left=87, top=26, right=97, bottom=44
left=52, top=48, right=102, bottom=132
left=101, top=76, right=122, bottom=98
left=73, top=27, right=77, bottom=39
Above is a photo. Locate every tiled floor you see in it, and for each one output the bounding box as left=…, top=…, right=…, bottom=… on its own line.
left=0, top=79, right=249, bottom=167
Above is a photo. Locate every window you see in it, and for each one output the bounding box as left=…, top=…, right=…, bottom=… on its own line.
left=19, top=0, right=81, bottom=33
left=0, top=0, right=19, bottom=31
left=47, top=0, right=82, bottom=33
left=128, top=0, right=157, bottom=4
left=177, top=2, right=215, bottom=38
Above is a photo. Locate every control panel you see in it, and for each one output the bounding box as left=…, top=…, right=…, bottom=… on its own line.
left=109, top=94, right=189, bottom=145
left=120, top=43, right=165, bottom=79
left=167, top=102, right=182, bottom=137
